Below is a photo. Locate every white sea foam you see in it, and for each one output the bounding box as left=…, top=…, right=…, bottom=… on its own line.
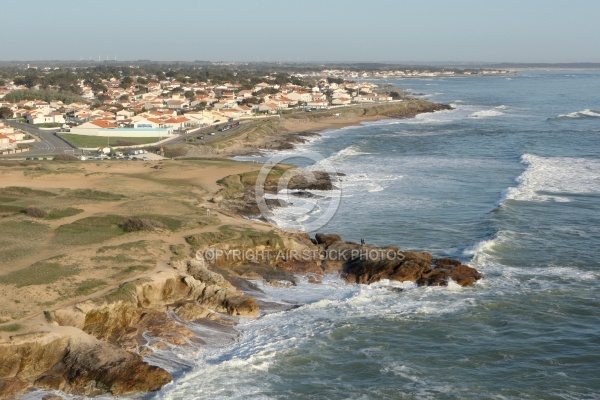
left=500, top=154, right=600, bottom=203
left=555, top=109, right=600, bottom=119
left=397, top=107, right=464, bottom=124
left=469, top=108, right=505, bottom=118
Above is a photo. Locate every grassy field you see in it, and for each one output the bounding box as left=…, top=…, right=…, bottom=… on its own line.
left=60, top=134, right=161, bottom=148
left=0, top=158, right=256, bottom=326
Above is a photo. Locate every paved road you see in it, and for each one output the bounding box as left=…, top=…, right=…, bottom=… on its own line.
left=165, top=117, right=280, bottom=147
left=1, top=120, right=77, bottom=157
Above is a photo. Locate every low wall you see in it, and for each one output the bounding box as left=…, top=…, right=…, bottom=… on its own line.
left=79, top=136, right=175, bottom=151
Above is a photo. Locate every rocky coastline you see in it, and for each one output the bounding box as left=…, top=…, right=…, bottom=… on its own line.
left=0, top=228, right=481, bottom=398
left=0, top=99, right=481, bottom=399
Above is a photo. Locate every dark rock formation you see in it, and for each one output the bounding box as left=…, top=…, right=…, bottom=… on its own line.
left=313, top=233, right=482, bottom=287
left=315, top=233, right=342, bottom=246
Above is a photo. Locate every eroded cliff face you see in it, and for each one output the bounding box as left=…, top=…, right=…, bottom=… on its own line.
left=0, top=331, right=172, bottom=398
left=0, top=259, right=259, bottom=398
left=50, top=261, right=258, bottom=352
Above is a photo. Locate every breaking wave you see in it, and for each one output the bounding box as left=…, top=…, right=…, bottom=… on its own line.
left=498, top=154, right=600, bottom=204
left=551, top=109, right=600, bottom=120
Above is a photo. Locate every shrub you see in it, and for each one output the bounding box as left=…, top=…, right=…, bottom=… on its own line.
left=24, top=206, right=48, bottom=218
left=115, top=140, right=137, bottom=146
left=119, top=218, right=167, bottom=232
left=46, top=207, right=83, bottom=220
left=53, top=154, right=78, bottom=161
left=0, top=324, right=21, bottom=332
left=164, top=146, right=188, bottom=158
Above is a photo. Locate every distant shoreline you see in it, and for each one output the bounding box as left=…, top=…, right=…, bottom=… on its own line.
left=184, top=99, right=453, bottom=158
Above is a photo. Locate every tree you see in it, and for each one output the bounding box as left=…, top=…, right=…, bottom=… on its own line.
left=327, top=77, right=344, bottom=85
left=119, top=94, right=129, bottom=101
left=0, top=107, right=13, bottom=119
left=120, top=76, right=133, bottom=89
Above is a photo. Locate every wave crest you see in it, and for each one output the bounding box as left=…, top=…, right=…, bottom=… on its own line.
left=498, top=153, right=600, bottom=204
left=552, top=109, right=600, bottom=120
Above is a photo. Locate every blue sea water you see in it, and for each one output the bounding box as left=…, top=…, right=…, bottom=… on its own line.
left=30, top=71, right=600, bottom=400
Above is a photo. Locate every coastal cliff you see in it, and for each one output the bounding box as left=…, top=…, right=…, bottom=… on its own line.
left=0, top=227, right=481, bottom=398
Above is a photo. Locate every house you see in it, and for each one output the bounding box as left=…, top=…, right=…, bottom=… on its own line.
left=162, top=116, right=192, bottom=130
left=237, top=90, right=253, bottom=99
left=131, top=116, right=164, bottom=129
left=69, top=120, right=119, bottom=135
left=116, top=109, right=135, bottom=119
left=255, top=103, right=280, bottom=114
left=0, top=134, right=12, bottom=149
left=353, top=93, right=378, bottom=103
left=0, top=122, right=25, bottom=141
left=25, top=110, right=65, bottom=125
left=332, top=97, right=352, bottom=106
left=166, top=99, right=189, bottom=110
left=286, top=91, right=312, bottom=103
left=310, top=92, right=327, bottom=102
left=144, top=100, right=164, bottom=110
left=184, top=110, right=215, bottom=125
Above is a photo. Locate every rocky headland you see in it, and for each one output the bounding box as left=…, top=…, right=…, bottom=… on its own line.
left=0, top=227, right=481, bottom=398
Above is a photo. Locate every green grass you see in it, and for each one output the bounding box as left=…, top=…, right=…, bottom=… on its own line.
left=96, top=240, right=157, bottom=254
left=185, top=228, right=238, bottom=249
left=35, top=123, right=62, bottom=128
left=63, top=189, right=124, bottom=201
left=54, top=215, right=125, bottom=247
left=0, top=197, right=17, bottom=203
left=60, top=134, right=161, bottom=148
left=0, top=204, right=23, bottom=215
left=46, top=207, right=84, bottom=220
left=0, top=247, right=32, bottom=265
left=0, top=324, right=21, bottom=332
left=0, top=220, right=50, bottom=264
left=186, top=225, right=284, bottom=250
left=99, top=280, right=144, bottom=304
left=1, top=186, right=57, bottom=197
left=130, top=214, right=183, bottom=231
left=0, top=258, right=79, bottom=287
left=113, top=264, right=151, bottom=278
left=91, top=255, right=137, bottom=264
left=74, top=279, right=108, bottom=296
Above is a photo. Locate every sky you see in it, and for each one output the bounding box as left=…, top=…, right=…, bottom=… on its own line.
left=2, top=0, right=599, bottom=63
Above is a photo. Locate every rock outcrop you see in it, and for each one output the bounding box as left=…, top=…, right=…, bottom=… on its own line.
left=0, top=261, right=259, bottom=398
left=51, top=264, right=258, bottom=352
left=313, top=234, right=482, bottom=286
left=0, top=331, right=171, bottom=398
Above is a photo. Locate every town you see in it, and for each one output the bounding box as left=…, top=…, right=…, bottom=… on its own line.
left=0, top=62, right=510, bottom=157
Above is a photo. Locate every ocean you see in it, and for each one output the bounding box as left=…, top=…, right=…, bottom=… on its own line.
left=30, top=70, right=600, bottom=399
